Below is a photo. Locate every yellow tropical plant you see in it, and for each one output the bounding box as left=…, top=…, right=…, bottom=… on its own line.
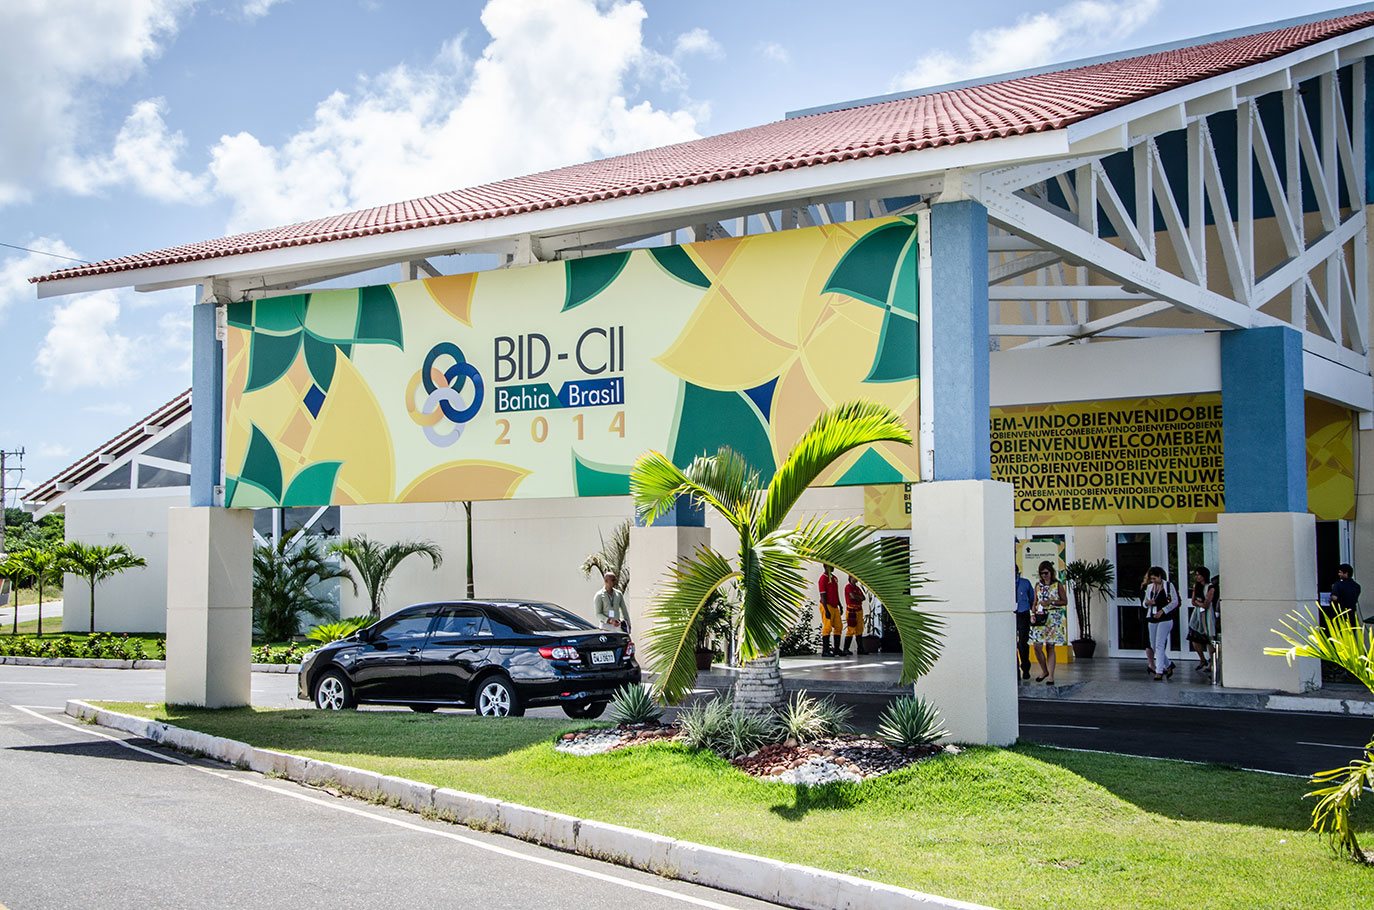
left=1265, top=607, right=1374, bottom=862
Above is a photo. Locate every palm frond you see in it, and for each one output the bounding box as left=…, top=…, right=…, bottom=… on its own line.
left=757, top=400, right=911, bottom=537
left=1265, top=607, right=1374, bottom=691
left=630, top=450, right=737, bottom=529
left=642, top=546, right=739, bottom=704
left=683, top=447, right=761, bottom=526
left=580, top=519, right=632, bottom=590
left=791, top=516, right=942, bottom=682
left=737, top=541, right=807, bottom=660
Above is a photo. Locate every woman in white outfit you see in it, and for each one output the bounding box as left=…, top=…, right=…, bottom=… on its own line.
left=1142, top=565, right=1180, bottom=680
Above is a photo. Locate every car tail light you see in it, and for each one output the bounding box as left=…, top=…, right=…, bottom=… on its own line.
left=624, top=640, right=635, bottom=659
left=539, top=645, right=580, bottom=660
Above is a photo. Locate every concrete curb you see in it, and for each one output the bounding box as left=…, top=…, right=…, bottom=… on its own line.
left=0, top=657, right=302, bottom=672
left=64, top=700, right=990, bottom=910
left=1181, top=687, right=1374, bottom=715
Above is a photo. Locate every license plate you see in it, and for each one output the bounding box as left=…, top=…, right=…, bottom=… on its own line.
left=590, top=650, right=615, bottom=665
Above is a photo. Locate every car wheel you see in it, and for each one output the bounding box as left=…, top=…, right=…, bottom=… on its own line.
left=408, top=704, right=438, bottom=713
left=475, top=676, right=524, bottom=717
left=314, top=670, right=354, bottom=710
left=562, top=700, right=607, bottom=719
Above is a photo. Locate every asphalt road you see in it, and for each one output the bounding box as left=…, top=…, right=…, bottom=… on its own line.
left=0, top=669, right=780, bottom=910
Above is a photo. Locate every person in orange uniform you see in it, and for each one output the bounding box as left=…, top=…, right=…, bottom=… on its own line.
left=818, top=565, right=841, bottom=657
left=843, top=574, right=865, bottom=656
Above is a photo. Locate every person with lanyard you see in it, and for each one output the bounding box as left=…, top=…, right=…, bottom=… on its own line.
left=1142, top=566, right=1180, bottom=680
left=1014, top=563, right=1034, bottom=681
left=593, top=571, right=630, bottom=633
left=843, top=574, right=865, bottom=656
left=818, top=565, right=841, bottom=657
left=1330, top=563, right=1363, bottom=624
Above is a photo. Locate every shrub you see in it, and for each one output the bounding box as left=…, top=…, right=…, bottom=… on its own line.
left=306, top=617, right=371, bottom=644
left=779, top=609, right=820, bottom=657
left=876, top=695, right=949, bottom=748
left=725, top=709, right=778, bottom=758
left=678, top=696, right=733, bottom=753
left=608, top=684, right=663, bottom=725
left=777, top=690, right=851, bottom=743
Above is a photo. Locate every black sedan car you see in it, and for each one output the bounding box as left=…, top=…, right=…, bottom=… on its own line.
left=297, top=600, right=639, bottom=718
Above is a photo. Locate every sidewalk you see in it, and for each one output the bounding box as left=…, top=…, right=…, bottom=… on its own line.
left=695, top=650, right=1374, bottom=715
left=0, top=599, right=63, bottom=625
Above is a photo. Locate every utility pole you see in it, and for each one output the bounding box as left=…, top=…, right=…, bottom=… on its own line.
left=0, top=447, right=24, bottom=555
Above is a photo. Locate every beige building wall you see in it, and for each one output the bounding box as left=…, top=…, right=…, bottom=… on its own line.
left=61, top=493, right=187, bottom=633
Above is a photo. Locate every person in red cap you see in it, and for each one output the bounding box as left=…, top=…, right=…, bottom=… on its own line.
left=844, top=574, right=865, bottom=656
left=818, top=565, right=841, bottom=657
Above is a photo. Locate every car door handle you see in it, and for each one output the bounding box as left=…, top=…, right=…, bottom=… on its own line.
left=408, top=647, right=421, bottom=654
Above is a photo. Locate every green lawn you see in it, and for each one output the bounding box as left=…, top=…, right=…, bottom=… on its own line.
left=104, top=703, right=1372, bottom=909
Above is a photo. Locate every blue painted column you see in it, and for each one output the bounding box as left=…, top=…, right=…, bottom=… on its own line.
left=190, top=295, right=223, bottom=507
left=929, top=200, right=991, bottom=480
left=1217, top=325, right=1318, bottom=692
left=1219, top=326, right=1306, bottom=512
left=633, top=497, right=705, bottom=527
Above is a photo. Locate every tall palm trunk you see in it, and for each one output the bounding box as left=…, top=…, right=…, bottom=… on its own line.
left=732, top=652, right=784, bottom=717
left=464, top=501, right=474, bottom=598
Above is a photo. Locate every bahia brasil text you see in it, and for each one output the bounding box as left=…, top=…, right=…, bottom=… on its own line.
left=493, top=327, right=626, bottom=413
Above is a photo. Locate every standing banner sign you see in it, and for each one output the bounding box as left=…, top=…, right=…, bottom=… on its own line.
left=222, top=215, right=924, bottom=507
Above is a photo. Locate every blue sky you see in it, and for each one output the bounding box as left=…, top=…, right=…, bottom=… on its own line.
left=0, top=0, right=1359, bottom=497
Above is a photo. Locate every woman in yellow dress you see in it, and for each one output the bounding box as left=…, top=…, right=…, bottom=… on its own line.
left=1029, top=561, right=1068, bottom=685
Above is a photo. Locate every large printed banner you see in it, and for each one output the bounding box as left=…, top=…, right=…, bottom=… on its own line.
left=991, top=395, right=1225, bottom=527
left=222, top=215, right=923, bottom=507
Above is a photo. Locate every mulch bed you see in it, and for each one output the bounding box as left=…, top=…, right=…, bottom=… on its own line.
left=556, top=724, right=951, bottom=784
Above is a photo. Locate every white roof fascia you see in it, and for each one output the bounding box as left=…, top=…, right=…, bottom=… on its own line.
left=34, top=128, right=1074, bottom=300
left=1305, top=349, right=1374, bottom=412
left=1063, top=24, right=1374, bottom=149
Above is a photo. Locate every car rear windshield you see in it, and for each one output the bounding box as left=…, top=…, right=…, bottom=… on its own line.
left=486, top=603, right=594, bottom=633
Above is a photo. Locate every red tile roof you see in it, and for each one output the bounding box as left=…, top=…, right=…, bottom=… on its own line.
left=23, top=389, right=192, bottom=511
left=32, top=10, right=1374, bottom=286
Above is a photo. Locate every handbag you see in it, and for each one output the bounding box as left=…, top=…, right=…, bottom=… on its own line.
left=1030, top=607, right=1048, bottom=627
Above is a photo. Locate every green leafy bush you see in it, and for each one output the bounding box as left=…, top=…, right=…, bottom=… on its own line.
left=251, top=642, right=309, bottom=665
left=306, top=617, right=371, bottom=644
left=777, top=690, right=851, bottom=743
left=0, top=634, right=164, bottom=661
left=608, top=684, right=663, bottom=725
left=779, top=608, right=820, bottom=657
left=876, top=694, right=948, bottom=748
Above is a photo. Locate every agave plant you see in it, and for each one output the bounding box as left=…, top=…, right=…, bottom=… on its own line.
left=305, top=616, right=372, bottom=644
left=630, top=399, right=941, bottom=713
left=1266, top=607, right=1374, bottom=862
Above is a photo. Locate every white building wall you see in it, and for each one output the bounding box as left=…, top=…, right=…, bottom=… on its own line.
left=61, top=493, right=187, bottom=633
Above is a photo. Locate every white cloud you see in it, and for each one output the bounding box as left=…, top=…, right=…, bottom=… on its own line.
left=35, top=291, right=136, bottom=391
left=157, top=306, right=195, bottom=374
left=758, top=41, right=789, bottom=65
left=674, top=28, right=722, bottom=59
left=206, top=0, right=703, bottom=231
left=0, top=239, right=83, bottom=322
left=891, top=0, right=1161, bottom=91
left=35, top=443, right=72, bottom=459
left=242, top=0, right=286, bottom=20
left=0, top=0, right=192, bottom=206
left=57, top=99, right=209, bottom=203
left=81, top=402, right=135, bottom=417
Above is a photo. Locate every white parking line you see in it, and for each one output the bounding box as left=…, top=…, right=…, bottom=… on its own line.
left=0, top=681, right=76, bottom=686
left=11, top=705, right=747, bottom=910
left=1296, top=740, right=1369, bottom=750
left=1021, top=723, right=1100, bottom=730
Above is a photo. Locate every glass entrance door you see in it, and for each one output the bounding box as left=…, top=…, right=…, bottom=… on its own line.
left=1107, top=525, right=1217, bottom=659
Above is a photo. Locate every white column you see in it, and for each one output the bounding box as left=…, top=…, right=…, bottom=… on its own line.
left=165, top=507, right=254, bottom=707
left=624, top=525, right=711, bottom=640
left=1217, top=511, right=1321, bottom=692
left=908, top=479, right=1018, bottom=746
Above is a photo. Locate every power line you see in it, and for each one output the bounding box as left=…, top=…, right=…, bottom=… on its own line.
left=0, top=241, right=88, bottom=264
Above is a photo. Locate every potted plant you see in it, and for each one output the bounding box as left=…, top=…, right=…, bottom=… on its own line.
left=695, top=592, right=733, bottom=670
left=861, top=601, right=883, bottom=654
left=1064, top=558, right=1114, bottom=658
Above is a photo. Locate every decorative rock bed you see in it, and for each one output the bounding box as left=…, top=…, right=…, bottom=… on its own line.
left=556, top=724, right=952, bottom=783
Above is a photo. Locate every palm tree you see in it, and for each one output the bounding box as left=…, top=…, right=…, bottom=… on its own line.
left=1266, top=607, right=1374, bottom=862
left=12, top=547, right=62, bottom=637
left=580, top=518, right=631, bottom=592
left=630, top=399, right=942, bottom=712
left=1, top=553, right=23, bottom=635
left=329, top=535, right=443, bottom=621
left=56, top=541, right=147, bottom=633
left=253, top=532, right=354, bottom=641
